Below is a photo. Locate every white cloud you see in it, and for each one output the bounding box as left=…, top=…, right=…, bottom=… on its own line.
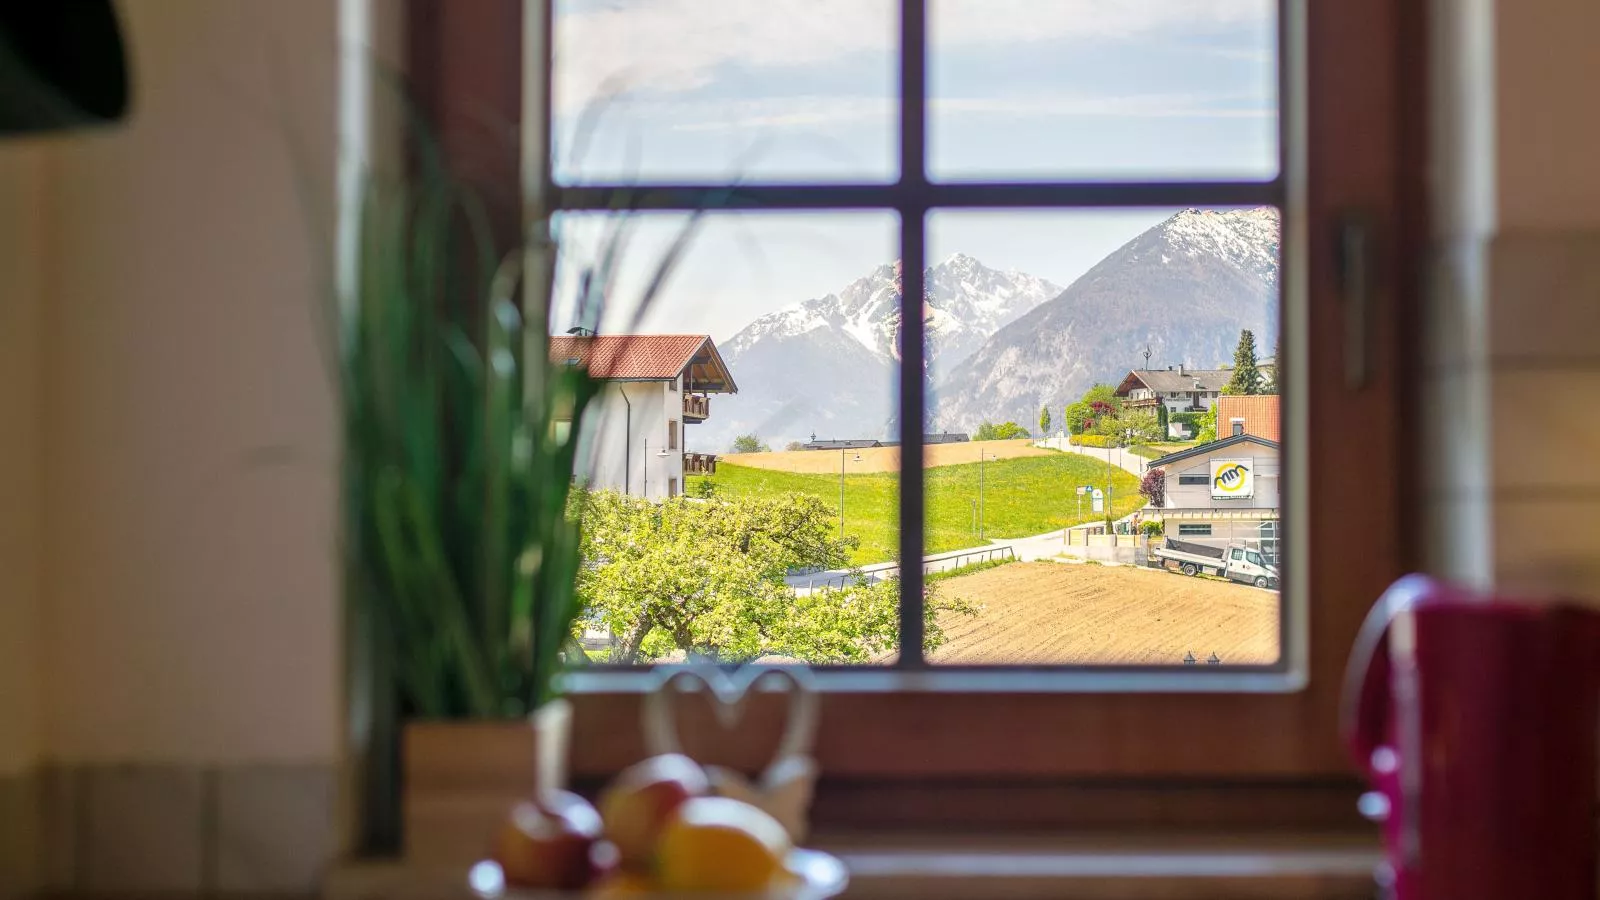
left=554, top=0, right=1273, bottom=112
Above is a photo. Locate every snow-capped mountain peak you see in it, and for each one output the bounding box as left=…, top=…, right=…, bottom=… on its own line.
left=724, top=254, right=1060, bottom=367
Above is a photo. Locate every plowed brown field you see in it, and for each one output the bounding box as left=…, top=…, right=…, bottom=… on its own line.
left=723, top=439, right=1050, bottom=474
left=928, top=561, right=1279, bottom=665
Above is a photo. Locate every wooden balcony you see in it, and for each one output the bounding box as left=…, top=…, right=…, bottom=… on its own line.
left=682, top=393, right=710, bottom=421
left=684, top=452, right=717, bottom=476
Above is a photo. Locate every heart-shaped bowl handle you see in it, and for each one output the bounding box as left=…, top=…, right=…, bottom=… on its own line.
left=642, top=664, right=819, bottom=765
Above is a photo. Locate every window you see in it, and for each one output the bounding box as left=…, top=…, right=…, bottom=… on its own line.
left=1231, top=548, right=1244, bottom=561
left=1232, top=419, right=1246, bottom=436
left=669, top=477, right=679, bottom=498
left=1179, top=524, right=1214, bottom=537
left=668, top=419, right=678, bottom=451
left=389, top=0, right=1416, bottom=829
left=1179, top=474, right=1209, bottom=486
left=1247, top=551, right=1266, bottom=567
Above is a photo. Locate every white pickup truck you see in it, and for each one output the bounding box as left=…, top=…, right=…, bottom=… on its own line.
left=1149, top=538, right=1279, bottom=589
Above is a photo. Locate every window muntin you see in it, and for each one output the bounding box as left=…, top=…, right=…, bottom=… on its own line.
left=550, top=0, right=1291, bottom=675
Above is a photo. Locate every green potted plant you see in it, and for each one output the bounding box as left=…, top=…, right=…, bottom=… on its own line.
left=339, top=158, right=692, bottom=862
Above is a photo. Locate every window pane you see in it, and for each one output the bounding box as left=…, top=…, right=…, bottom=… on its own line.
left=552, top=212, right=902, bottom=665
left=553, top=0, right=898, bottom=183
left=922, top=208, right=1282, bottom=665
left=928, top=0, right=1279, bottom=180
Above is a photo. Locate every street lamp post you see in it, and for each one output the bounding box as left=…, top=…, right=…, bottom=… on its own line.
left=838, top=449, right=861, bottom=540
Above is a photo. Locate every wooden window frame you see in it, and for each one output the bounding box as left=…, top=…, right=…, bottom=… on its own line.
left=403, top=0, right=1423, bottom=828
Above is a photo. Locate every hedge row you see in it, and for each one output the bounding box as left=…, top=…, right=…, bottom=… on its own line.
left=1068, top=434, right=1120, bottom=448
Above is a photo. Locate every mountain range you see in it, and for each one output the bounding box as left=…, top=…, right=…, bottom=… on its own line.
left=692, top=207, right=1280, bottom=453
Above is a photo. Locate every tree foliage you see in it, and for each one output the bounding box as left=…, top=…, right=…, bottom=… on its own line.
left=577, top=490, right=975, bottom=664
left=1038, top=405, right=1052, bottom=435
left=1195, top=404, right=1218, bottom=442
left=1099, top=408, right=1162, bottom=443
left=1065, top=383, right=1121, bottom=434
left=784, top=440, right=805, bottom=451
left=730, top=433, right=771, bottom=454
left=1224, top=329, right=1266, bottom=395
left=974, top=421, right=1031, bottom=441
left=1139, top=468, right=1167, bottom=508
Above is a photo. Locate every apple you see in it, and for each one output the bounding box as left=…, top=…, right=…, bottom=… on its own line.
left=491, top=790, right=612, bottom=890
left=597, top=753, right=710, bottom=867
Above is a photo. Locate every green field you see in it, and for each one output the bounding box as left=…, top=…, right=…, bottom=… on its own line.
left=690, top=454, right=1144, bottom=565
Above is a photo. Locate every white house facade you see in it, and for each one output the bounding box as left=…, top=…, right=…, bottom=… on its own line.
left=551, top=334, right=737, bottom=500
left=1114, top=366, right=1232, bottom=416
left=1145, top=433, right=1281, bottom=564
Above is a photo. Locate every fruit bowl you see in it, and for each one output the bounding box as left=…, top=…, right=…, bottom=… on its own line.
left=467, top=848, right=849, bottom=899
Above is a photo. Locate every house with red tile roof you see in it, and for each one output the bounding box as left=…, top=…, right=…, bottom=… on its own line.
left=1216, top=394, right=1280, bottom=443
left=550, top=334, right=737, bottom=499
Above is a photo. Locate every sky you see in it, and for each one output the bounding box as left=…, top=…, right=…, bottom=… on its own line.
left=548, top=0, right=1279, bottom=342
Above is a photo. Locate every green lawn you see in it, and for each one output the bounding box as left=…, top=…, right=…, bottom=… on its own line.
left=1131, top=441, right=1198, bottom=460
left=691, top=454, right=1144, bottom=565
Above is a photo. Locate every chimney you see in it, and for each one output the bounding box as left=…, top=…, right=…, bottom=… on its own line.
left=1178, top=363, right=1185, bottom=376
left=1167, top=365, right=1173, bottom=371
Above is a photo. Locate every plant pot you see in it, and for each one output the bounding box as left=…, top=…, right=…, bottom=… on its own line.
left=403, top=700, right=574, bottom=867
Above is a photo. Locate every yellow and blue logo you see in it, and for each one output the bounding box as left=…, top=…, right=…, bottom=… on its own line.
left=1211, top=460, right=1252, bottom=496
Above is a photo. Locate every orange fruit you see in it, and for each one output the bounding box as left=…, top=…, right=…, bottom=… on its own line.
left=654, top=797, right=791, bottom=893
left=586, top=869, right=654, bottom=898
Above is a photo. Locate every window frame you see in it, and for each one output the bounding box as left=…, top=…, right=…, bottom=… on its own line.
left=400, top=0, right=1420, bottom=810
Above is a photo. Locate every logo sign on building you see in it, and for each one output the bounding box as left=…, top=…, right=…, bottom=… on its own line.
left=1210, top=459, right=1254, bottom=499
left=1091, top=487, right=1104, bottom=513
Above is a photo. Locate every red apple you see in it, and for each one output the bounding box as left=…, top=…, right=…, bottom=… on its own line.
left=491, top=790, right=611, bottom=890
left=597, top=753, right=710, bottom=868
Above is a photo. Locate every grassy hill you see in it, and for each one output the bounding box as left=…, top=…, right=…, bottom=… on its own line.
left=690, top=452, right=1144, bottom=565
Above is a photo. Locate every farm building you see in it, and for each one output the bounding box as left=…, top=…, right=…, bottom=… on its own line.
left=551, top=333, right=737, bottom=499
left=1145, top=433, right=1281, bottom=565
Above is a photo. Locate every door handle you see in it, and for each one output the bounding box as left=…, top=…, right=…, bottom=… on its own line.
left=1336, top=212, right=1377, bottom=390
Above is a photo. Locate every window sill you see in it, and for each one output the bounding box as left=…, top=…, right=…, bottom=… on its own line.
left=327, top=831, right=1380, bottom=900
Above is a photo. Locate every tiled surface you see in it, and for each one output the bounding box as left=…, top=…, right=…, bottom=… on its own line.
left=1428, top=226, right=1600, bottom=598
left=15, top=762, right=339, bottom=895
left=1490, top=367, right=1600, bottom=492
left=1487, top=230, right=1600, bottom=365
left=1489, top=496, right=1600, bottom=600
left=215, top=765, right=337, bottom=893
left=83, top=765, right=204, bottom=892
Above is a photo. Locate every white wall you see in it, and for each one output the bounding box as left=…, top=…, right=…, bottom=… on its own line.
left=33, top=0, right=344, bottom=764
left=1157, top=446, right=1281, bottom=511
left=578, top=382, right=686, bottom=498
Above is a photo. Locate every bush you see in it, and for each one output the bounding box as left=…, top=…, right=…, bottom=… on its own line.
left=1140, top=518, right=1165, bottom=537
left=1069, top=434, right=1120, bottom=448
left=974, top=421, right=1030, bottom=441
left=1138, top=468, right=1166, bottom=508
left=1170, top=411, right=1204, bottom=429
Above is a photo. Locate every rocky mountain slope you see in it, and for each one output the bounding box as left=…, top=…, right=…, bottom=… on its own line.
left=700, top=254, right=1060, bottom=450
left=930, top=207, right=1280, bottom=435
